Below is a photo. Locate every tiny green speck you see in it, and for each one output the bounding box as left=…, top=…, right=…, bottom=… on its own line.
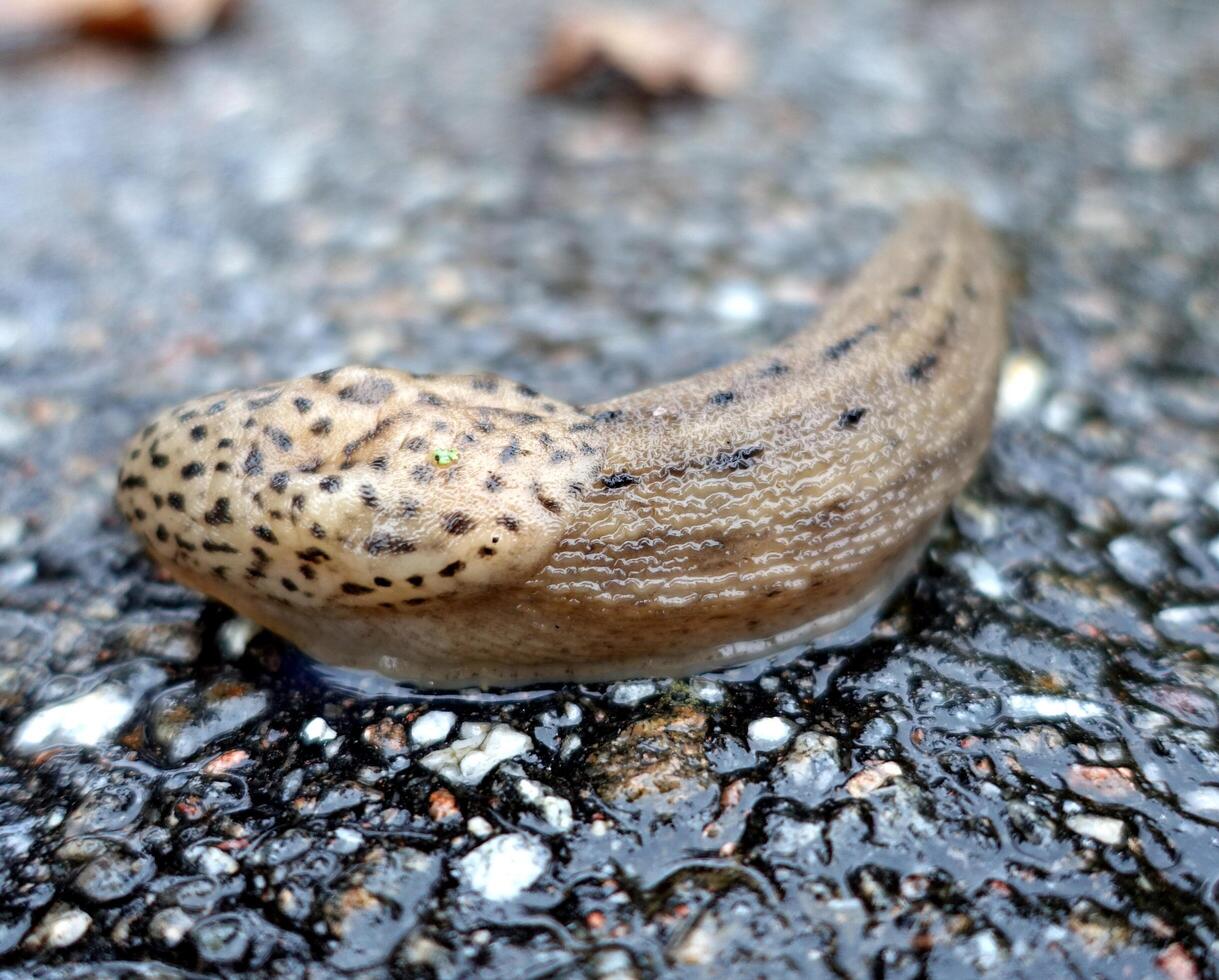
left=432, top=448, right=460, bottom=467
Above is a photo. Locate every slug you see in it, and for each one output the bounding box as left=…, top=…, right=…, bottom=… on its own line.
left=115, top=200, right=1007, bottom=687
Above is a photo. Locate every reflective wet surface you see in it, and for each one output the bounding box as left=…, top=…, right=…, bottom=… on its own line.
left=2, top=0, right=1219, bottom=975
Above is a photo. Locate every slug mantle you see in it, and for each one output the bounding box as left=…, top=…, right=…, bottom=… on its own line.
left=115, top=200, right=1008, bottom=686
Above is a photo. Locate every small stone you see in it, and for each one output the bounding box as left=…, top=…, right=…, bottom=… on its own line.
left=1007, top=695, right=1105, bottom=721
left=428, top=788, right=460, bottom=822
left=149, top=676, right=269, bottom=765
left=747, top=716, right=794, bottom=751
left=1181, top=786, right=1219, bottom=817
left=687, top=677, right=724, bottom=703
left=1154, top=604, right=1219, bottom=654
left=954, top=553, right=1008, bottom=599
left=1107, top=535, right=1171, bottom=589
left=1064, top=765, right=1139, bottom=802
left=26, top=906, right=91, bottom=951
left=1156, top=942, right=1201, bottom=980
left=189, top=845, right=240, bottom=877
left=72, top=849, right=155, bottom=903
left=778, top=732, right=842, bottom=794
left=1066, top=813, right=1127, bottom=846
left=361, top=718, right=409, bottom=757
left=608, top=680, right=658, bottom=706
left=12, top=684, right=137, bottom=753
left=845, top=761, right=902, bottom=798
left=410, top=710, right=456, bottom=747
left=459, top=834, right=550, bottom=902
left=419, top=723, right=531, bottom=786
left=532, top=7, right=749, bottom=100
left=710, top=282, right=766, bottom=327
left=466, top=816, right=493, bottom=838
left=996, top=352, right=1050, bottom=419
left=149, top=907, right=193, bottom=948
left=216, top=617, right=260, bottom=660
left=301, top=717, right=337, bottom=744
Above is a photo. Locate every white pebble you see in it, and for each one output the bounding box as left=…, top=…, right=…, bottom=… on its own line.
left=466, top=816, right=494, bottom=838
left=420, top=723, right=531, bottom=786
left=12, top=685, right=136, bottom=753
left=301, top=717, right=337, bottom=744
left=608, top=680, right=657, bottom=706
left=1182, top=786, right=1219, bottom=816
left=217, top=617, right=259, bottom=660
left=996, top=352, right=1049, bottom=419
left=1066, top=814, right=1126, bottom=846
left=459, top=833, right=550, bottom=901
left=710, top=281, right=766, bottom=327
left=191, top=846, right=239, bottom=877
left=747, top=716, right=795, bottom=751
left=1008, top=694, right=1105, bottom=721
left=34, top=907, right=92, bottom=950
left=954, top=553, right=1008, bottom=599
left=687, top=677, right=724, bottom=703
left=410, top=710, right=456, bottom=747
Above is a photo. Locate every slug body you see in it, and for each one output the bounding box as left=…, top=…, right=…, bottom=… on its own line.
left=116, top=201, right=1007, bottom=687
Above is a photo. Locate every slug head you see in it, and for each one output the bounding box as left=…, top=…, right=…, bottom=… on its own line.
left=116, top=366, right=607, bottom=608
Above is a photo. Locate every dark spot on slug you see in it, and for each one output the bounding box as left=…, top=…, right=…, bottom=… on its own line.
left=311, top=418, right=333, bottom=436
left=215, top=462, right=230, bottom=473
left=310, top=523, right=326, bottom=539
left=155, top=525, right=168, bottom=542
left=907, top=353, right=938, bottom=382
left=404, top=436, right=427, bottom=452
left=207, top=401, right=226, bottom=415
left=173, top=535, right=195, bottom=552
left=180, top=462, right=204, bottom=479
left=244, top=447, right=264, bottom=476
left=536, top=494, right=561, bottom=515
left=517, top=384, right=539, bottom=398
left=442, top=512, right=475, bottom=535
left=365, top=533, right=415, bottom=555
left=297, top=547, right=330, bottom=563
left=149, top=453, right=169, bottom=469
left=479, top=546, right=496, bottom=557
left=270, top=472, right=290, bottom=492
left=313, top=368, right=337, bottom=383
left=319, top=476, right=341, bottom=493
left=838, top=407, right=868, bottom=428
left=189, top=425, right=207, bottom=442
left=358, top=484, right=379, bottom=508
left=247, top=390, right=282, bottom=409
left=217, top=438, right=233, bottom=449
left=121, top=475, right=148, bottom=489
left=264, top=426, right=293, bottom=451
left=497, top=515, right=520, bottom=532
left=902, top=283, right=923, bottom=299
left=341, top=582, right=374, bottom=595
left=167, top=492, right=185, bottom=511
left=253, top=525, right=277, bottom=544
left=760, top=361, right=790, bottom=377
left=601, top=471, right=640, bottom=490
left=202, top=541, right=238, bottom=554
left=374, top=577, right=392, bottom=588
left=293, top=397, right=312, bottom=413
left=593, top=409, right=624, bottom=424
left=707, top=445, right=765, bottom=472
left=407, top=575, right=423, bottom=587
left=485, top=474, right=503, bottom=492
left=439, top=561, right=465, bottom=578
left=708, top=390, right=735, bottom=406
left=281, top=578, right=299, bottom=592
left=205, top=498, right=233, bottom=525
left=824, top=322, right=881, bottom=361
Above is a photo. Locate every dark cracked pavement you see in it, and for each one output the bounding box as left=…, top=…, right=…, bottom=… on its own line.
left=1, top=0, right=1219, bottom=977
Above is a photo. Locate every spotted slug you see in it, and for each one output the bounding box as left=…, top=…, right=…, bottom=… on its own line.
left=116, top=200, right=1007, bottom=687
